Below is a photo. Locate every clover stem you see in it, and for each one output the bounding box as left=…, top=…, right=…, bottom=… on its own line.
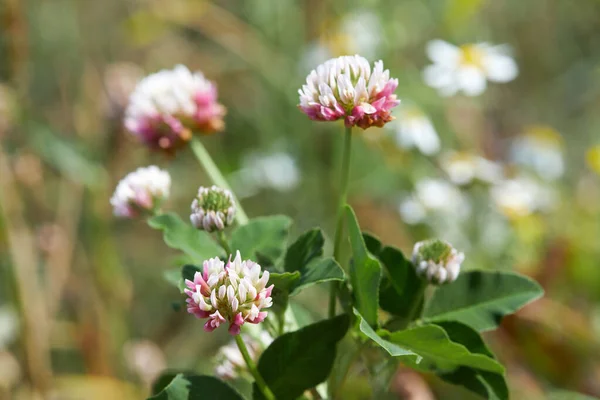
left=235, top=334, right=276, bottom=400
left=329, top=126, right=353, bottom=318
left=215, top=231, right=232, bottom=256
left=405, top=279, right=428, bottom=325
left=190, top=137, right=249, bottom=225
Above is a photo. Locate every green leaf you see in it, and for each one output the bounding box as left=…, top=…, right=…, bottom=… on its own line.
left=434, top=321, right=508, bottom=400
left=148, top=213, right=224, bottom=262
left=378, top=246, right=424, bottom=321
left=345, top=206, right=381, bottom=327
left=423, top=270, right=544, bottom=331
left=254, top=315, right=350, bottom=400
left=149, top=373, right=243, bottom=400
left=230, top=216, right=292, bottom=265
left=382, top=326, right=504, bottom=374
left=362, top=232, right=382, bottom=257
left=354, top=310, right=503, bottom=374
left=268, top=272, right=300, bottom=316
left=290, top=257, right=345, bottom=296
left=284, top=228, right=324, bottom=272
left=181, top=264, right=202, bottom=282
left=441, top=368, right=508, bottom=400
left=354, top=309, right=413, bottom=357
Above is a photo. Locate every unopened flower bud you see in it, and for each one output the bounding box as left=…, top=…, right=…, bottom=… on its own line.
left=190, top=186, right=236, bottom=232
left=184, top=251, right=273, bottom=335
left=110, top=166, right=171, bottom=218
left=412, top=239, right=464, bottom=285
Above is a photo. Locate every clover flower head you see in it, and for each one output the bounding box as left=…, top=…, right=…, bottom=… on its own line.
left=423, top=40, right=518, bottom=97
left=214, top=331, right=273, bottom=380
left=184, top=251, right=273, bottom=335
left=124, top=65, right=225, bottom=152
left=298, top=55, right=400, bottom=129
left=412, top=239, right=464, bottom=285
left=190, top=186, right=236, bottom=232
left=110, top=166, right=170, bottom=218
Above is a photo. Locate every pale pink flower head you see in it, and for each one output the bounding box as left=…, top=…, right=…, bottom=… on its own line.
left=124, top=65, right=226, bottom=153
left=110, top=166, right=171, bottom=218
left=298, top=55, right=400, bottom=129
left=184, top=251, right=273, bottom=335
left=412, top=239, right=465, bottom=285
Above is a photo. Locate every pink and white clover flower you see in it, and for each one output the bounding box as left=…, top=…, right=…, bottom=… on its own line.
left=110, top=166, right=170, bottom=218
left=184, top=251, right=273, bottom=335
left=298, top=55, right=400, bottom=129
left=124, top=65, right=225, bottom=152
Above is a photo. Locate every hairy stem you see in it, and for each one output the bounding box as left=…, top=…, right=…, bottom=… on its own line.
left=235, top=334, right=276, bottom=400
left=329, top=126, right=353, bottom=318
left=190, top=137, right=249, bottom=225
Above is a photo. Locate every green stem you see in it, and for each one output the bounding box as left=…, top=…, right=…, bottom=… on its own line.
left=405, top=279, right=428, bottom=325
left=190, top=137, right=249, bottom=225
left=235, top=334, right=276, bottom=400
left=216, top=230, right=232, bottom=256
left=329, top=126, right=353, bottom=318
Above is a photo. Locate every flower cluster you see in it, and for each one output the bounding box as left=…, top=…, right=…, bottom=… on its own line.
left=412, top=239, right=465, bottom=285
left=440, top=151, right=503, bottom=186
left=214, top=330, right=273, bottom=380
left=510, top=125, right=564, bottom=181
left=110, top=166, right=170, bottom=218
left=124, top=65, right=225, bottom=152
left=298, top=55, right=400, bottom=129
left=190, top=186, right=236, bottom=232
left=423, top=40, right=518, bottom=97
left=184, top=251, right=273, bottom=335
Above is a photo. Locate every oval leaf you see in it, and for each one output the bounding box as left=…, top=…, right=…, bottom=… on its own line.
left=149, top=373, right=243, bottom=400
left=284, top=228, right=325, bottom=272
left=148, top=213, right=224, bottom=262
left=254, top=314, right=350, bottom=400
left=230, top=216, right=292, bottom=265
left=290, top=257, right=345, bottom=296
left=423, top=270, right=544, bottom=332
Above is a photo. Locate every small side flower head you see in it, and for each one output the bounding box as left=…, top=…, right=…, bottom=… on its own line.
left=412, top=239, right=464, bottom=285
left=190, top=186, right=236, bottom=232
left=298, top=55, right=400, bottom=129
left=124, top=65, right=226, bottom=153
left=110, top=166, right=170, bottom=218
left=184, top=251, right=273, bottom=335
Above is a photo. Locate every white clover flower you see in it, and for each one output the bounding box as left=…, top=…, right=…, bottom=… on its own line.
left=390, top=105, right=440, bottom=155
left=124, top=65, right=225, bottom=152
left=233, top=151, right=301, bottom=197
left=440, top=151, right=504, bottom=185
left=110, top=166, right=170, bottom=218
left=490, top=176, right=557, bottom=219
left=412, top=239, right=465, bottom=285
left=510, top=125, right=564, bottom=181
left=423, top=40, right=518, bottom=97
left=398, top=179, right=471, bottom=225
left=214, top=330, right=273, bottom=380
left=298, top=55, right=400, bottom=129
left=190, top=186, right=236, bottom=232
left=184, top=251, right=273, bottom=335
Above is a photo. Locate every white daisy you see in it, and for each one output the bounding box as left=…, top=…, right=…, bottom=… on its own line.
left=423, top=39, right=518, bottom=97
left=440, top=151, right=504, bottom=185
left=510, top=125, right=564, bottom=181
